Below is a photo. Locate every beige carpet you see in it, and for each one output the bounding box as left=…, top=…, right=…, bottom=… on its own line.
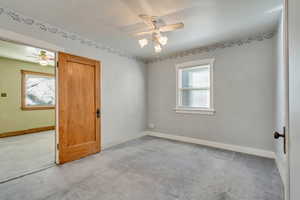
left=0, top=130, right=55, bottom=181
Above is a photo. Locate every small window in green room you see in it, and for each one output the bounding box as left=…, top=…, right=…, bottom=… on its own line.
left=21, top=70, right=55, bottom=110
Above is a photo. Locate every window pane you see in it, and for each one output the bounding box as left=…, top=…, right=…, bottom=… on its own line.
left=25, top=74, right=55, bottom=106
left=181, top=65, right=210, bottom=88
left=181, top=89, right=209, bottom=108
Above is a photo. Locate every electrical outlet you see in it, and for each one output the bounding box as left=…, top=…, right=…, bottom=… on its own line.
left=148, top=123, right=155, bottom=129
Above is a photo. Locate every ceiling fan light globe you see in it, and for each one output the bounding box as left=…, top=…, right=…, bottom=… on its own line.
left=138, top=38, right=148, bottom=48
left=159, top=36, right=168, bottom=46
left=154, top=44, right=162, bottom=53
left=39, top=60, right=48, bottom=66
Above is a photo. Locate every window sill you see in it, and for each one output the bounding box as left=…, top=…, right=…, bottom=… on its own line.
left=21, top=106, right=55, bottom=111
left=174, top=107, right=216, bottom=115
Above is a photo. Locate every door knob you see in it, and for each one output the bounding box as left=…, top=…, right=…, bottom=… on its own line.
left=274, top=131, right=285, bottom=139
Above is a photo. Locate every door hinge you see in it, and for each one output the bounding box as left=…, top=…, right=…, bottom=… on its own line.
left=56, top=61, right=59, bottom=68
left=57, top=143, right=59, bottom=150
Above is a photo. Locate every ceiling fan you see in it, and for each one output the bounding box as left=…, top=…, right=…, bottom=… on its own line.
left=134, top=14, right=184, bottom=53
left=27, top=50, right=54, bottom=66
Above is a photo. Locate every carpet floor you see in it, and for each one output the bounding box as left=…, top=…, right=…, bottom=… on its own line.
left=0, top=136, right=283, bottom=200
left=0, top=131, right=55, bottom=182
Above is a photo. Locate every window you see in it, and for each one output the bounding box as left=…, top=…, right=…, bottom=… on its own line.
left=175, top=59, right=215, bottom=114
left=21, top=70, right=55, bottom=110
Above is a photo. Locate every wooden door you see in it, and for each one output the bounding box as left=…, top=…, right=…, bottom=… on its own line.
left=58, top=52, right=101, bottom=164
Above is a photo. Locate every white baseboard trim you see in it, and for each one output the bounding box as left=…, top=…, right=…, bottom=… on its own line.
left=274, top=156, right=287, bottom=186
left=145, top=131, right=275, bottom=159
left=102, top=132, right=147, bottom=150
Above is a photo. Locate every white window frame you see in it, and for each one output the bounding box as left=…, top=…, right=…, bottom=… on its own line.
left=175, top=58, right=215, bottom=115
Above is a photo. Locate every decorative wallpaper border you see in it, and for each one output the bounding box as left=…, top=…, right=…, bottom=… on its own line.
left=0, top=6, right=140, bottom=61
left=144, top=31, right=276, bottom=64
left=0, top=5, right=276, bottom=64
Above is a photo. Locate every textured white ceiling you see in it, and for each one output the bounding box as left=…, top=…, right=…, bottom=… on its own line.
left=0, top=0, right=282, bottom=59
left=0, top=40, right=55, bottom=66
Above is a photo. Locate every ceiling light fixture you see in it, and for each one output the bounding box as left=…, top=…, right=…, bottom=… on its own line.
left=27, top=50, right=53, bottom=66
left=139, top=38, right=148, bottom=48
left=154, top=44, right=162, bottom=53
left=134, top=14, right=184, bottom=53
left=158, top=36, right=168, bottom=46
left=39, top=60, right=48, bottom=66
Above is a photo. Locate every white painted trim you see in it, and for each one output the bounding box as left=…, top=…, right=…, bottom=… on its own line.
left=174, top=107, right=216, bottom=115
left=145, top=131, right=275, bottom=159
left=275, top=156, right=287, bottom=187
left=176, top=58, right=215, bottom=69
left=102, top=132, right=147, bottom=150
left=0, top=29, right=63, bottom=164
left=175, top=58, right=215, bottom=114
left=283, top=1, right=290, bottom=200
left=0, top=28, right=64, bottom=52
left=55, top=53, right=59, bottom=164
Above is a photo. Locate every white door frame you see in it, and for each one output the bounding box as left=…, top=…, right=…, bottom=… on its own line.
left=283, top=0, right=290, bottom=199
left=0, top=28, right=64, bottom=165
left=286, top=0, right=300, bottom=198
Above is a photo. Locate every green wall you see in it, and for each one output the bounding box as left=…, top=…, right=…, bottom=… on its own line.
left=0, top=57, right=55, bottom=134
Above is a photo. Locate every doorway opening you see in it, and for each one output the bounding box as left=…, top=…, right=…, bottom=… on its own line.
left=0, top=39, right=56, bottom=182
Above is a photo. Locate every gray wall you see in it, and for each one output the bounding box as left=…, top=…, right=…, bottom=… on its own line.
left=0, top=12, right=147, bottom=148
left=147, top=38, right=275, bottom=151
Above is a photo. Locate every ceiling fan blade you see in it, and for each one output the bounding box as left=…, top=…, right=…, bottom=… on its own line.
left=159, top=23, right=184, bottom=32
left=139, top=14, right=156, bottom=29
left=134, top=30, right=155, bottom=36
left=139, top=14, right=152, bottom=20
